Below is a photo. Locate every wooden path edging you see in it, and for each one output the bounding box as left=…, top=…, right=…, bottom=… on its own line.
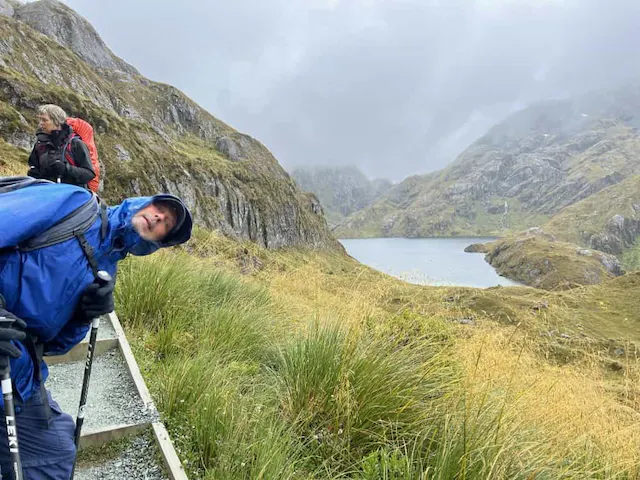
left=108, top=312, right=189, bottom=480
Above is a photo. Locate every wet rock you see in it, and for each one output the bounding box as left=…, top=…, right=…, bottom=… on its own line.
left=114, top=144, right=131, bottom=162
left=594, top=251, right=624, bottom=276
left=532, top=301, right=549, bottom=311
left=456, top=317, right=476, bottom=326
left=589, top=214, right=640, bottom=255
left=216, top=135, right=251, bottom=162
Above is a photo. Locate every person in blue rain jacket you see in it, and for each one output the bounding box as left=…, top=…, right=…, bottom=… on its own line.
left=0, top=177, right=192, bottom=479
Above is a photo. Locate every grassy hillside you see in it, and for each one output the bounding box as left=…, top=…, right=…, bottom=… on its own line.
left=116, top=233, right=640, bottom=479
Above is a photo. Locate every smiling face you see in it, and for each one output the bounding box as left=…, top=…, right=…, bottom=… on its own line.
left=131, top=201, right=178, bottom=242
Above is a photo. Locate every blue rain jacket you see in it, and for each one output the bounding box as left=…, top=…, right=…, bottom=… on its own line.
left=0, top=180, right=173, bottom=405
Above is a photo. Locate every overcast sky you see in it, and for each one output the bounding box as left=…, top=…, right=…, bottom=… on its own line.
left=61, top=0, right=640, bottom=181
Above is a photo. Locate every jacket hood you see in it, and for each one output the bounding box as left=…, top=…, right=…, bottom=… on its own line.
left=107, top=195, right=193, bottom=257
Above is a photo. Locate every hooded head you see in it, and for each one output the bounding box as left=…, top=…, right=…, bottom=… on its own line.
left=108, top=194, right=193, bottom=257
left=131, top=194, right=191, bottom=247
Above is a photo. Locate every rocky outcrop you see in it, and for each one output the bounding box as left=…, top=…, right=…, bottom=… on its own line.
left=589, top=214, right=640, bottom=255
left=464, top=243, right=489, bottom=253
left=126, top=173, right=329, bottom=249
left=216, top=135, right=251, bottom=162
left=476, top=231, right=624, bottom=290
left=0, top=5, right=337, bottom=250
left=14, top=0, right=138, bottom=74
left=543, top=175, right=640, bottom=259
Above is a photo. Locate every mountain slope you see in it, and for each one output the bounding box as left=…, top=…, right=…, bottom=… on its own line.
left=290, top=165, right=392, bottom=227
left=336, top=84, right=640, bottom=240
left=0, top=2, right=335, bottom=249
left=544, top=175, right=640, bottom=268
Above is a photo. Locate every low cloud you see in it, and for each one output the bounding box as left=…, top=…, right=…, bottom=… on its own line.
left=64, top=0, right=640, bottom=180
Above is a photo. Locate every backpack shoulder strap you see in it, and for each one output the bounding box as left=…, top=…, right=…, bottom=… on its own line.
left=100, top=198, right=108, bottom=242
left=19, top=193, right=100, bottom=252
left=71, top=198, right=110, bottom=279
left=18, top=193, right=110, bottom=279
left=63, top=134, right=79, bottom=166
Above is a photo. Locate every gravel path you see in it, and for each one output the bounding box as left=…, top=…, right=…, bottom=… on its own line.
left=47, top=349, right=159, bottom=432
left=75, top=433, right=169, bottom=480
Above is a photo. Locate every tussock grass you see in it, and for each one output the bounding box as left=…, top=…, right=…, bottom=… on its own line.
left=116, top=235, right=640, bottom=479
left=270, top=322, right=455, bottom=470
left=458, top=327, right=640, bottom=475
left=116, top=252, right=273, bottom=362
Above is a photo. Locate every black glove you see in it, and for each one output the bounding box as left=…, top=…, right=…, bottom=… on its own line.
left=43, top=160, right=66, bottom=178
left=0, top=296, right=27, bottom=370
left=74, top=275, right=115, bottom=324
left=27, top=166, right=42, bottom=179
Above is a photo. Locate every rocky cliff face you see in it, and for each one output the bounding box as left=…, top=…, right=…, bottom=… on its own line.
left=290, top=165, right=392, bottom=227
left=544, top=175, right=640, bottom=259
left=0, top=2, right=336, bottom=249
left=14, top=0, right=137, bottom=74
left=336, top=85, right=640, bottom=240
left=590, top=214, right=640, bottom=256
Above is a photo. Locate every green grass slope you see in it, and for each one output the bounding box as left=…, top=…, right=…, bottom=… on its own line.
left=115, top=233, right=639, bottom=479
left=474, top=233, right=623, bottom=290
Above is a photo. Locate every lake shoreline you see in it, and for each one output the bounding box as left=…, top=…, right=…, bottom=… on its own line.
left=339, top=237, right=521, bottom=288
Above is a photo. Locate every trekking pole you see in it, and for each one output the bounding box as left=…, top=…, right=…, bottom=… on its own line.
left=1, top=363, right=23, bottom=480
left=70, top=271, right=112, bottom=479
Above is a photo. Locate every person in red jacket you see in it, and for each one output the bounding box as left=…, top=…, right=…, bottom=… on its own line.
left=27, top=104, right=95, bottom=188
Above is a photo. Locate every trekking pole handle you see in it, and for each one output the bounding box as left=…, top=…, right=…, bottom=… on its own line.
left=96, top=270, right=112, bottom=286
left=92, top=271, right=112, bottom=328
left=1, top=365, right=23, bottom=480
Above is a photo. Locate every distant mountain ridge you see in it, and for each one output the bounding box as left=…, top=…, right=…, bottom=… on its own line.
left=290, top=165, right=392, bottom=227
